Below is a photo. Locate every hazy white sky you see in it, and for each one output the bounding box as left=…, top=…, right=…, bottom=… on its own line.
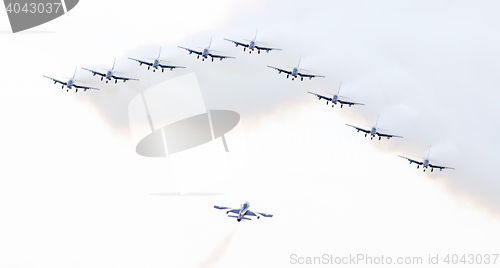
left=1, top=1, right=500, bottom=267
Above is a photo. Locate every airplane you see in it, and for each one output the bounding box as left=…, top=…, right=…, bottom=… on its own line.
left=214, top=202, right=273, bottom=222
left=128, top=47, right=186, bottom=72
left=398, top=147, right=455, bottom=172
left=43, top=67, right=99, bottom=92
left=307, top=82, right=364, bottom=108
left=178, top=37, right=235, bottom=62
left=224, top=29, right=282, bottom=54
left=82, top=59, right=139, bottom=84
left=267, top=56, right=325, bottom=81
left=345, top=116, right=403, bottom=140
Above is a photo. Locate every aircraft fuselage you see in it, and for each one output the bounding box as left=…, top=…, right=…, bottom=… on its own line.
left=237, top=202, right=250, bottom=222
left=331, top=95, right=338, bottom=104
left=423, top=159, right=429, bottom=168
left=106, top=70, right=113, bottom=80
left=67, top=78, right=74, bottom=88
left=202, top=48, right=209, bottom=58
left=153, top=58, right=159, bottom=68
left=249, top=40, right=255, bottom=51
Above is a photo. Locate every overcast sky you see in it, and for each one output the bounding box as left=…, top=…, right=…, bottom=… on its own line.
left=1, top=1, right=500, bottom=267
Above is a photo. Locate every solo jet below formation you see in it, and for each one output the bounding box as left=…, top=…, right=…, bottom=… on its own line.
left=224, top=30, right=282, bottom=54
left=345, top=116, right=402, bottom=140
left=43, top=68, right=99, bottom=92
left=267, top=56, right=325, bottom=81
left=398, top=147, right=455, bottom=172
left=178, top=37, right=235, bottom=62
left=214, top=202, right=273, bottom=222
left=307, top=82, right=364, bottom=108
left=128, top=47, right=186, bottom=72
left=82, top=59, right=139, bottom=84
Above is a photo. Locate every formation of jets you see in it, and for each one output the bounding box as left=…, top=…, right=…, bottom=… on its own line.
left=214, top=202, right=273, bottom=222
left=43, top=29, right=455, bottom=224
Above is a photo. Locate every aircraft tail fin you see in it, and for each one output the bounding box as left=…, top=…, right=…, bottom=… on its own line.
left=375, top=114, right=380, bottom=128
left=337, top=82, right=342, bottom=94
left=112, top=58, right=116, bottom=70
left=254, top=28, right=258, bottom=40
left=298, top=55, right=301, bottom=68
left=158, top=46, right=162, bottom=58
left=72, top=66, right=77, bottom=79
left=209, top=36, right=212, bottom=49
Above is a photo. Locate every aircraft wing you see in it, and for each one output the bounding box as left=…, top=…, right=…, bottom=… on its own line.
left=127, top=57, right=153, bottom=67
left=81, top=67, right=106, bottom=77
left=73, top=84, right=100, bottom=91
left=338, top=99, right=364, bottom=106
left=208, top=53, right=235, bottom=60
left=158, top=63, right=186, bottom=70
left=429, top=163, right=455, bottom=170
left=398, top=155, right=423, bottom=165
left=345, top=124, right=370, bottom=134
left=227, top=209, right=240, bottom=214
left=297, top=72, right=325, bottom=79
left=223, top=38, right=248, bottom=48
left=214, top=205, right=231, bottom=210
left=43, top=75, right=66, bottom=86
left=111, top=75, right=139, bottom=82
left=267, top=65, right=292, bottom=75
left=254, top=211, right=273, bottom=218
left=178, top=46, right=202, bottom=55
left=307, top=91, right=331, bottom=101
left=376, top=131, right=403, bottom=139
left=214, top=205, right=239, bottom=214
left=255, top=45, right=282, bottom=52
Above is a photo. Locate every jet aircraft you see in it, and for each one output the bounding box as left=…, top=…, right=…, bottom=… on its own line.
left=398, top=147, right=455, bottom=172
left=82, top=59, right=139, bottom=84
left=128, top=47, right=186, bottom=72
left=214, top=202, right=273, bottom=222
left=345, top=116, right=403, bottom=140
left=224, top=30, right=282, bottom=54
left=43, top=67, right=99, bottom=92
left=267, top=56, right=324, bottom=81
left=307, top=82, right=364, bottom=108
left=178, top=37, right=235, bottom=62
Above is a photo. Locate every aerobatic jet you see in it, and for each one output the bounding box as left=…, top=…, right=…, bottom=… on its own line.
left=345, top=116, right=403, bottom=140
left=178, top=37, right=235, bottom=62
left=43, top=67, right=99, bottom=92
left=224, top=29, right=282, bottom=54
left=82, top=59, right=139, bottom=84
left=267, top=56, right=324, bottom=81
left=128, top=47, right=185, bottom=72
left=214, top=202, right=273, bottom=222
left=398, top=147, right=455, bottom=172
left=307, top=82, right=364, bottom=108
